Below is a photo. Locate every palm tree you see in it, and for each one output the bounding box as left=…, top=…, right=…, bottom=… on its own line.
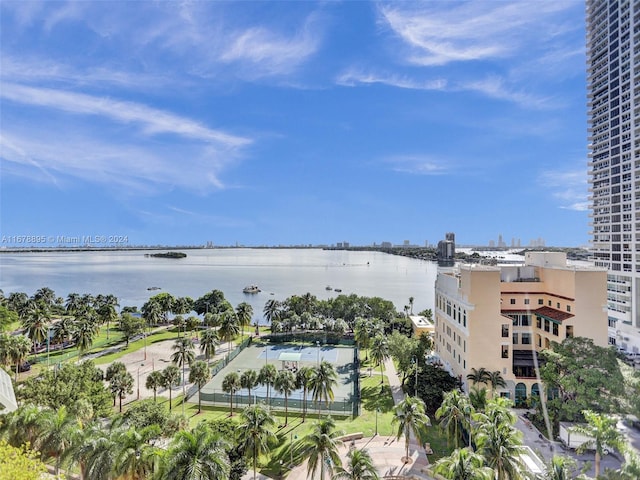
left=369, top=335, right=389, bottom=383
left=111, top=371, right=134, bottom=412
left=52, top=316, right=75, bottom=345
left=408, top=297, right=414, bottom=315
left=299, top=417, right=343, bottom=480
left=488, top=370, right=507, bottom=398
left=142, top=299, right=163, bottom=327
left=392, top=396, right=431, bottom=464
left=263, top=299, right=281, bottom=325
left=236, top=302, right=253, bottom=340
left=145, top=370, right=164, bottom=402
left=171, top=337, right=196, bottom=404
left=469, top=386, right=488, bottom=412
left=222, top=371, right=241, bottom=416
left=22, top=304, right=50, bottom=348
left=436, top=389, right=474, bottom=449
left=241, top=369, right=259, bottom=405
left=159, top=424, right=230, bottom=480
left=431, top=447, right=493, bottom=480
left=237, top=404, right=277, bottom=480
left=67, top=422, right=119, bottom=480
left=542, top=455, right=577, bottom=480
left=474, top=421, right=525, bottom=480
left=189, top=360, right=211, bottom=414
left=199, top=328, right=218, bottom=366
left=354, top=318, right=373, bottom=360
left=258, top=363, right=277, bottom=405
left=466, top=367, right=491, bottom=387
left=217, top=310, right=240, bottom=359
left=105, top=361, right=128, bottom=406
left=72, top=317, right=98, bottom=361
left=112, top=425, right=161, bottom=480
left=162, top=365, right=181, bottom=411
left=1, top=404, right=43, bottom=449
left=274, top=369, right=296, bottom=425
left=332, top=447, right=380, bottom=480
left=572, top=409, right=626, bottom=477
left=65, top=292, right=82, bottom=314
left=296, top=366, right=314, bottom=422
left=310, top=361, right=338, bottom=415
left=9, top=334, right=32, bottom=381
left=37, top=406, right=80, bottom=475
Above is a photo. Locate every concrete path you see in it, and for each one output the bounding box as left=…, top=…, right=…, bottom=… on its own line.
left=384, top=357, right=406, bottom=406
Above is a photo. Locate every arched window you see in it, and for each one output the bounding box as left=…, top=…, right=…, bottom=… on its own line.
left=515, top=383, right=527, bottom=407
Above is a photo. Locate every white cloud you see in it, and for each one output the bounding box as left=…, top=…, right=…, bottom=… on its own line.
left=336, top=69, right=447, bottom=90
left=378, top=2, right=578, bottom=67
left=538, top=168, right=588, bottom=211
left=1, top=83, right=250, bottom=147
left=385, top=155, right=449, bottom=175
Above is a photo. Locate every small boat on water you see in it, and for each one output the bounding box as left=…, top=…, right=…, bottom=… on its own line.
left=147, top=286, right=161, bottom=291
left=326, top=285, right=333, bottom=290
left=243, top=285, right=261, bottom=294
left=334, top=288, right=342, bottom=292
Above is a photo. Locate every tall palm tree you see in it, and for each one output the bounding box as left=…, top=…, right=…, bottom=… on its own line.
left=296, top=366, right=314, bottom=422
left=332, top=447, right=380, bottom=480
left=65, top=293, right=82, bottom=314
left=392, top=396, right=431, bottom=464
left=37, top=406, right=80, bottom=475
left=222, top=371, right=241, bottom=416
left=142, top=299, right=163, bottom=327
left=299, top=417, right=343, bottom=480
left=159, top=424, right=230, bottom=480
left=542, top=455, right=577, bottom=480
left=431, top=447, right=493, bottom=480
left=67, top=422, right=119, bottom=480
left=22, top=304, right=50, bottom=348
left=9, top=334, right=32, bottom=381
left=466, top=367, right=491, bottom=387
left=1, top=404, right=42, bottom=449
left=487, top=370, right=507, bottom=398
left=310, top=361, right=338, bottom=415
left=408, top=297, right=414, bottom=315
left=236, top=302, right=253, bottom=340
left=436, top=389, right=474, bottom=449
left=217, top=310, right=240, bottom=359
left=52, top=316, right=75, bottom=345
left=146, top=370, right=164, bottom=402
left=189, top=360, right=211, bottom=414
left=474, top=421, right=525, bottom=480
left=263, top=299, right=281, bottom=325
left=469, top=386, right=488, bottom=412
left=171, top=337, right=196, bottom=403
left=110, top=371, right=134, bottom=412
left=572, top=409, right=626, bottom=477
left=369, top=335, right=389, bottom=383
left=72, top=317, right=98, bottom=361
left=237, top=403, right=277, bottom=480
left=199, top=328, right=218, bottom=366
left=258, top=363, right=277, bottom=405
left=274, top=369, right=296, bottom=425
left=162, top=365, right=181, bottom=411
left=241, top=369, right=259, bottom=405
left=112, top=425, right=161, bottom=480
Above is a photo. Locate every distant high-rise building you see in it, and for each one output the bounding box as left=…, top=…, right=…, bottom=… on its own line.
left=587, top=0, right=640, bottom=351
left=437, top=232, right=455, bottom=267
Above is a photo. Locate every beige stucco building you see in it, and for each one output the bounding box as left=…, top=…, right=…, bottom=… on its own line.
left=434, top=252, right=608, bottom=405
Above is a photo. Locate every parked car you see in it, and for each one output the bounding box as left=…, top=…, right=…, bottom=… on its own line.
left=18, top=361, right=31, bottom=372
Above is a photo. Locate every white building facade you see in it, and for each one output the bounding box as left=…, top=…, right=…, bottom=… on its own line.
left=587, top=0, right=640, bottom=352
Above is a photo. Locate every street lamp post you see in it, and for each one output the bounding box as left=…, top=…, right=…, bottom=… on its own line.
left=413, top=357, right=418, bottom=396
left=137, top=363, right=144, bottom=400
left=316, top=341, right=320, bottom=366
left=375, top=408, right=379, bottom=436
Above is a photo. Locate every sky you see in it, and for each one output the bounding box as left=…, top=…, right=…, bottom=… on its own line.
left=0, top=1, right=589, bottom=248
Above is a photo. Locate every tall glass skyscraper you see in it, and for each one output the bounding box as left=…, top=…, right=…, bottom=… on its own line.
left=587, top=0, right=640, bottom=351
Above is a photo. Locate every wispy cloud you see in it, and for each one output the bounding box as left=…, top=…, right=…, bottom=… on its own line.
left=538, top=168, right=588, bottom=211
left=1, top=83, right=250, bottom=147
left=336, top=69, right=447, bottom=90
left=385, top=155, right=450, bottom=175
left=378, top=2, right=577, bottom=67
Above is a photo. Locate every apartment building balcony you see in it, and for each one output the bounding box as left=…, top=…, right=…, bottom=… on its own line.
left=512, top=350, right=543, bottom=379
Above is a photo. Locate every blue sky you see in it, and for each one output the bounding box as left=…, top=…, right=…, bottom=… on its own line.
left=1, top=1, right=589, bottom=248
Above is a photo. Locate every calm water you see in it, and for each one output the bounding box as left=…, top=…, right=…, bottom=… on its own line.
left=0, top=249, right=437, bottom=323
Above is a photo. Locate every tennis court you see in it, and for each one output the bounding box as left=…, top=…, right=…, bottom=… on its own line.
left=198, top=343, right=357, bottom=413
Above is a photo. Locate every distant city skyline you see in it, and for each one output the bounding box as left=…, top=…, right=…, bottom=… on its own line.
left=1, top=2, right=588, bottom=247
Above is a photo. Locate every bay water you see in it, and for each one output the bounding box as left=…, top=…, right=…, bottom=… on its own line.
left=0, top=248, right=437, bottom=323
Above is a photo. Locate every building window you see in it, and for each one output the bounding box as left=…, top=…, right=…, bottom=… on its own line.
left=566, top=325, right=574, bottom=338
left=552, top=323, right=559, bottom=336
left=566, top=305, right=571, bottom=312
left=502, top=324, right=509, bottom=337
left=512, top=332, right=518, bottom=344
left=548, top=300, right=552, bottom=306
left=524, top=299, right=530, bottom=305
left=544, top=320, right=550, bottom=332
left=538, top=299, right=544, bottom=305
left=521, top=333, right=531, bottom=345
left=536, top=317, right=542, bottom=329
left=501, top=345, right=509, bottom=358
left=510, top=298, right=516, bottom=305
left=557, top=302, right=560, bottom=309
left=463, top=311, right=467, bottom=327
